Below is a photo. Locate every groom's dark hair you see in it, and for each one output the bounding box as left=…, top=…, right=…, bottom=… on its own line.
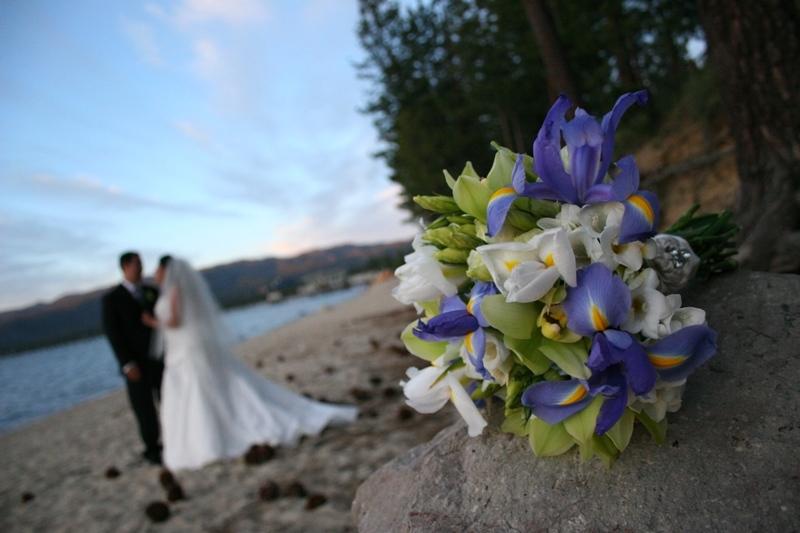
left=159, top=255, right=173, bottom=268
left=119, top=251, right=140, bottom=269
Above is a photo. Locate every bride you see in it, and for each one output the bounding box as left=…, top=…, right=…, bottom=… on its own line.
left=142, top=255, right=358, bottom=470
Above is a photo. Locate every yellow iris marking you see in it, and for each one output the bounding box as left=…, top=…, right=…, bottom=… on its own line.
left=648, top=353, right=687, bottom=369
left=465, top=332, right=474, bottom=354
left=543, top=252, right=555, bottom=267
left=504, top=259, right=520, bottom=272
left=590, top=304, right=608, bottom=331
left=489, top=187, right=515, bottom=202
left=628, top=194, right=655, bottom=223
left=559, top=384, right=588, bottom=405
left=466, top=298, right=475, bottom=315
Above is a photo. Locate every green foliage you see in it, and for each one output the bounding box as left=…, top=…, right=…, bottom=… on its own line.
left=606, top=409, right=636, bottom=452
left=528, top=417, right=575, bottom=457
left=480, top=295, right=539, bottom=339
left=635, top=410, right=668, bottom=445
left=505, top=334, right=552, bottom=375
left=452, top=174, right=491, bottom=222
left=400, top=321, right=448, bottom=361
left=413, top=195, right=461, bottom=214
left=563, top=395, right=603, bottom=445
left=538, top=337, right=591, bottom=380
left=505, top=363, right=536, bottom=411
left=666, top=204, right=739, bottom=278
left=501, top=407, right=529, bottom=436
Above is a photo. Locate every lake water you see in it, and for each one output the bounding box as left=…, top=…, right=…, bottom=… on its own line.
left=0, top=286, right=365, bottom=434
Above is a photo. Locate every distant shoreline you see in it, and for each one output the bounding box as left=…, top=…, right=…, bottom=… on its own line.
left=0, top=284, right=370, bottom=357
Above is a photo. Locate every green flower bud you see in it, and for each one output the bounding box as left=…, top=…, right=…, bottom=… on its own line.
left=426, top=215, right=449, bottom=230
left=422, top=227, right=455, bottom=248
left=413, top=195, right=461, bottom=214
left=435, top=247, right=470, bottom=264
left=446, top=215, right=473, bottom=225
left=466, top=250, right=493, bottom=282
left=506, top=209, right=538, bottom=232
left=448, top=224, right=482, bottom=249
left=526, top=198, right=560, bottom=217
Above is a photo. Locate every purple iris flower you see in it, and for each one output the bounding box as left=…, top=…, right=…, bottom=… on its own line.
left=562, top=263, right=631, bottom=336
left=522, top=263, right=717, bottom=434
left=523, top=262, right=657, bottom=434
left=531, top=91, right=649, bottom=205
left=608, top=156, right=661, bottom=244
left=521, top=331, right=656, bottom=435
left=486, top=91, right=659, bottom=242
left=486, top=154, right=527, bottom=237
left=413, top=282, right=500, bottom=381
left=646, top=324, right=717, bottom=382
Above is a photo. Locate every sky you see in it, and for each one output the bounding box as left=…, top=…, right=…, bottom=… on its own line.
left=0, top=0, right=417, bottom=312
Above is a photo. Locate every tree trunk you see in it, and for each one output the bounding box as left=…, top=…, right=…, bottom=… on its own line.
left=603, top=0, right=641, bottom=90
left=521, top=0, right=580, bottom=102
left=698, top=0, right=800, bottom=271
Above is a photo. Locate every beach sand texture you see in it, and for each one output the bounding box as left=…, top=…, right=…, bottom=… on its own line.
left=0, top=280, right=456, bottom=532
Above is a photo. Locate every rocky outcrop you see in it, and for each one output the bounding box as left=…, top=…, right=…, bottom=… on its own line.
left=353, top=271, right=800, bottom=532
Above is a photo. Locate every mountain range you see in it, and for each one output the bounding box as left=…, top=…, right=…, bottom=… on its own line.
left=0, top=241, right=410, bottom=355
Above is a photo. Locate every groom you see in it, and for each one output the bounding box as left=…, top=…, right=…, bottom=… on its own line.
left=102, top=251, right=164, bottom=465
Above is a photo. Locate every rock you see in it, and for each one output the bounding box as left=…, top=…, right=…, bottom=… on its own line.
left=350, top=387, right=373, bottom=402
left=158, top=469, right=176, bottom=489
left=369, top=376, right=383, bottom=387
left=258, top=480, right=280, bottom=501
left=166, top=484, right=185, bottom=502
left=144, top=501, right=170, bottom=523
left=104, top=466, right=120, bottom=479
left=243, top=444, right=275, bottom=465
left=284, top=481, right=308, bottom=498
left=353, top=272, right=800, bottom=532
left=382, top=387, right=398, bottom=399
left=305, top=493, right=327, bottom=510
left=395, top=406, right=414, bottom=421
left=20, top=492, right=34, bottom=504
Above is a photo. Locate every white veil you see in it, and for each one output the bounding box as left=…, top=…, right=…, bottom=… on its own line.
left=161, top=258, right=235, bottom=363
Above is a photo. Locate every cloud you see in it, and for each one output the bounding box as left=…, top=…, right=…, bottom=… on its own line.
left=9, top=173, right=233, bottom=217
left=173, top=119, right=211, bottom=146
left=121, top=17, right=164, bottom=66
left=0, top=214, right=116, bottom=310
left=267, top=183, right=416, bottom=257
left=156, top=0, right=269, bottom=28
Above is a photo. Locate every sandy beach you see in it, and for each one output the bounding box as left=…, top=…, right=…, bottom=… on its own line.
left=0, top=279, right=456, bottom=532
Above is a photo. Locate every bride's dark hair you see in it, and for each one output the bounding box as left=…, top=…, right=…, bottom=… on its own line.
left=159, top=255, right=173, bottom=268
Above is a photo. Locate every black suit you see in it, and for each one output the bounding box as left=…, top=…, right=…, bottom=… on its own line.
left=102, top=283, right=164, bottom=456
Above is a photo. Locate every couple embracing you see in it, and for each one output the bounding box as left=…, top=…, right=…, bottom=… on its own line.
left=102, top=252, right=357, bottom=470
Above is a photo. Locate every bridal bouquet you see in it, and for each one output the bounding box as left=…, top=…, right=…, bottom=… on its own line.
left=393, top=91, right=736, bottom=465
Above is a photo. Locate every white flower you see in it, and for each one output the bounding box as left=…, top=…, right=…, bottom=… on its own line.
left=392, top=234, right=464, bottom=305
left=401, top=363, right=487, bottom=437
left=656, top=294, right=707, bottom=338
left=622, top=268, right=671, bottom=339
left=537, top=204, right=582, bottom=231
left=579, top=202, right=624, bottom=236
left=461, top=331, right=513, bottom=385
left=478, top=228, right=576, bottom=303
left=579, top=202, right=642, bottom=271
left=632, top=380, right=686, bottom=422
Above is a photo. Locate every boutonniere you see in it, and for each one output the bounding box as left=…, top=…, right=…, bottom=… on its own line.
left=144, top=288, right=157, bottom=303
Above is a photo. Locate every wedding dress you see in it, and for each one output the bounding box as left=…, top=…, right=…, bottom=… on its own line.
left=156, top=258, right=358, bottom=470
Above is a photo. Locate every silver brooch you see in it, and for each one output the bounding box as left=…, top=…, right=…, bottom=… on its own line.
left=644, top=234, right=700, bottom=293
